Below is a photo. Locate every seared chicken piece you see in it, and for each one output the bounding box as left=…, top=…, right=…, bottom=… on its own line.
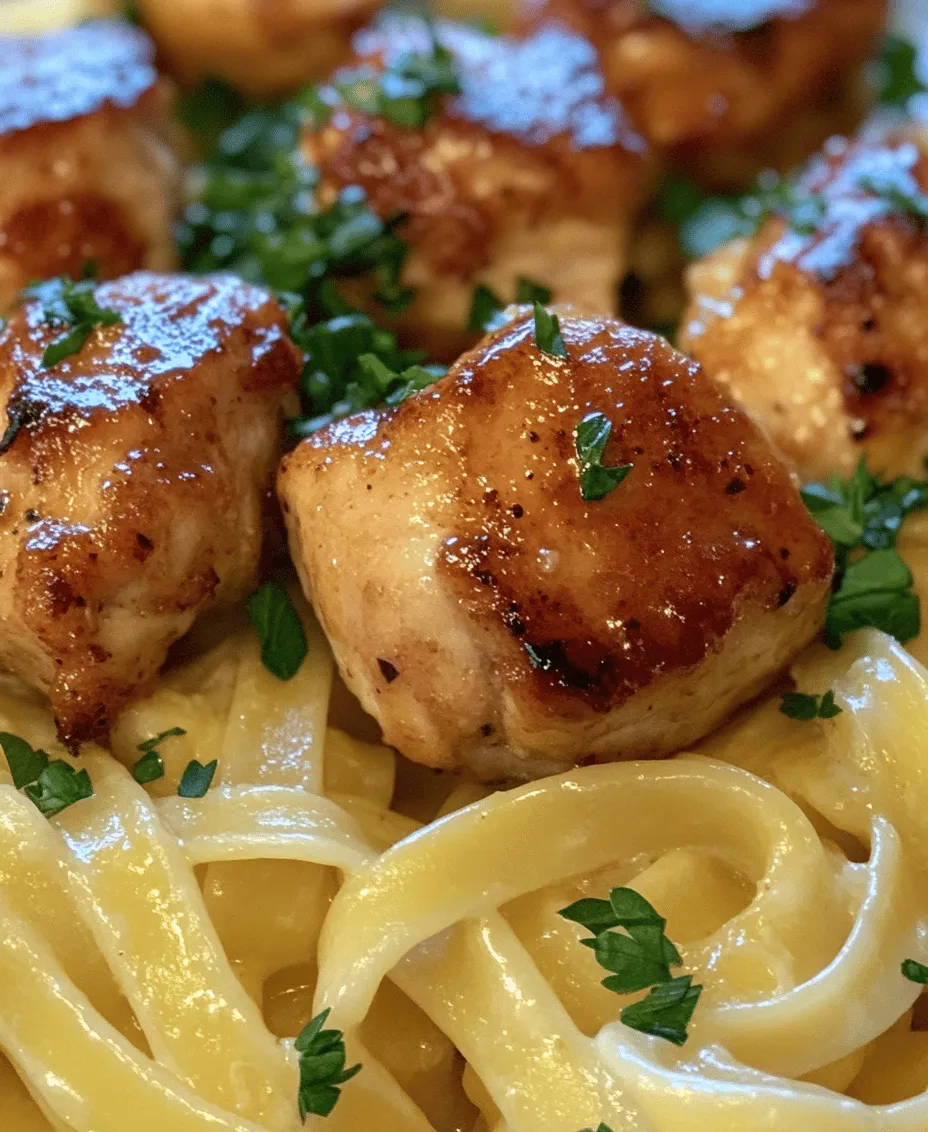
left=134, top=0, right=379, bottom=96
left=0, top=271, right=301, bottom=745
left=0, top=20, right=180, bottom=313
left=279, top=309, right=833, bottom=780
left=681, top=124, right=928, bottom=483
left=517, top=0, right=886, bottom=187
left=303, top=16, right=651, bottom=360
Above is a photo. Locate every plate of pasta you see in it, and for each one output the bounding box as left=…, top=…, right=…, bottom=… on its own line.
left=2, top=0, right=928, bottom=1130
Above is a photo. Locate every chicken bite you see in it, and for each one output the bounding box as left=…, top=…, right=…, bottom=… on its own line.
left=302, top=15, right=651, bottom=360
left=0, top=271, right=301, bottom=746
left=279, top=309, right=833, bottom=779
left=681, top=123, right=928, bottom=483
left=0, top=20, right=180, bottom=313
left=517, top=0, right=886, bottom=187
left=133, top=0, right=379, bottom=97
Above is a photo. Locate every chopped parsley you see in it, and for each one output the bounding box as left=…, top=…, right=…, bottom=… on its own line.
left=247, top=580, right=308, bottom=680
left=295, top=1008, right=361, bottom=1119
left=23, top=277, right=122, bottom=369
left=802, top=459, right=927, bottom=647
left=559, top=887, right=701, bottom=1045
left=871, top=36, right=925, bottom=108
left=575, top=413, right=633, bottom=502
left=779, top=690, right=843, bottom=721
left=326, top=31, right=461, bottom=131
left=533, top=302, right=566, bottom=358
left=579, top=1126, right=613, bottom=1132
left=177, top=759, right=218, bottom=799
left=0, top=733, right=93, bottom=818
left=467, top=277, right=553, bottom=332
left=132, top=727, right=186, bottom=785
left=902, top=958, right=928, bottom=984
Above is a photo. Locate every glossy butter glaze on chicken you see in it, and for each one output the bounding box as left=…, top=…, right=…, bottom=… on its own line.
left=518, top=0, right=886, bottom=186
left=279, top=309, right=833, bottom=779
left=0, top=272, right=301, bottom=746
left=681, top=123, right=928, bottom=483
left=0, top=21, right=180, bottom=313
left=303, top=15, right=651, bottom=360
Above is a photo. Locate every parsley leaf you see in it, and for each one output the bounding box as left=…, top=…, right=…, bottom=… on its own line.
left=802, top=460, right=927, bottom=648
left=579, top=1126, right=613, bottom=1132
left=247, top=581, right=308, bottom=680
left=779, top=690, right=843, bottom=721
left=25, top=761, right=94, bottom=818
left=0, top=733, right=93, bottom=817
left=871, top=36, right=924, bottom=107
left=177, top=759, right=218, bottom=799
left=295, top=1008, right=362, bottom=1119
left=902, top=958, right=928, bottom=984
left=467, top=284, right=504, bottom=332
left=575, top=413, right=633, bottom=502
left=560, top=887, right=701, bottom=1044
left=0, top=732, right=51, bottom=790
left=23, top=277, right=122, bottom=369
left=134, top=728, right=186, bottom=786
left=331, top=34, right=461, bottom=131
left=618, top=975, right=702, bottom=1046
left=132, top=751, right=166, bottom=785
left=533, top=302, right=567, bottom=358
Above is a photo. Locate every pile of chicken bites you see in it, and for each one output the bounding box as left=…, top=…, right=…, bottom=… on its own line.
left=2, top=0, right=922, bottom=780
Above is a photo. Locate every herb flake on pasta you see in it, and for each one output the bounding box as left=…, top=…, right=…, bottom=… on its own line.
left=0, top=732, right=93, bottom=818
left=177, top=759, right=218, bottom=799
left=247, top=580, right=308, bottom=681
left=779, top=690, right=843, bottom=721
left=295, top=1008, right=362, bottom=1119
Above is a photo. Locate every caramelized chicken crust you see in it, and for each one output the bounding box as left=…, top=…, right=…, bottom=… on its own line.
left=681, top=125, right=928, bottom=483
left=518, top=0, right=886, bottom=186
left=0, top=272, right=301, bottom=746
left=134, top=0, right=378, bottom=96
left=303, top=17, right=651, bottom=359
left=0, top=21, right=180, bottom=313
left=279, top=310, right=833, bottom=779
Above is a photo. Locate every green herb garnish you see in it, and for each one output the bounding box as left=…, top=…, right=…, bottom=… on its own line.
left=515, top=277, right=551, bottom=305
left=295, top=1008, right=362, bottom=1119
left=357, top=354, right=444, bottom=407
left=779, top=690, right=843, bottom=721
left=579, top=1126, right=613, bottom=1132
left=247, top=580, right=308, bottom=680
left=332, top=34, right=461, bottom=130
left=902, top=958, right=928, bottom=984
left=467, top=278, right=553, bottom=333
left=23, top=277, right=122, bottom=369
left=0, top=733, right=93, bottom=817
left=559, top=887, right=701, bottom=1045
left=575, top=413, right=633, bottom=502
left=533, top=301, right=566, bottom=358
left=177, top=759, right=218, bottom=799
left=802, top=459, right=927, bottom=647
left=131, top=727, right=186, bottom=785
left=872, top=36, right=924, bottom=107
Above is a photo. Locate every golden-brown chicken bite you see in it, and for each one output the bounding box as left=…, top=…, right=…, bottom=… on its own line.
left=0, top=271, right=301, bottom=746
left=681, top=124, right=928, bottom=483
left=517, top=0, right=887, bottom=187
left=303, top=16, right=651, bottom=360
left=279, top=309, right=833, bottom=780
left=0, top=21, right=180, bottom=314
left=133, top=0, right=380, bottom=96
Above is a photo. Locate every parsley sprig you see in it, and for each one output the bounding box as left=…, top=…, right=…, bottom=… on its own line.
left=0, top=732, right=93, bottom=818
left=802, top=459, right=927, bottom=647
left=132, top=727, right=186, bottom=785
left=902, top=958, right=928, bottom=984
left=467, top=277, right=552, bottom=332
left=177, top=759, right=218, bottom=799
left=295, top=1008, right=361, bottom=1119
left=560, top=887, right=701, bottom=1045
left=533, top=302, right=567, bottom=358
left=326, top=31, right=461, bottom=131
left=247, top=580, right=308, bottom=680
left=24, top=276, right=122, bottom=369
left=575, top=413, right=633, bottom=502
left=780, top=690, right=842, bottom=721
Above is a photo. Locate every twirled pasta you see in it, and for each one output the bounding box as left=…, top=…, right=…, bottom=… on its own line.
left=2, top=600, right=928, bottom=1131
